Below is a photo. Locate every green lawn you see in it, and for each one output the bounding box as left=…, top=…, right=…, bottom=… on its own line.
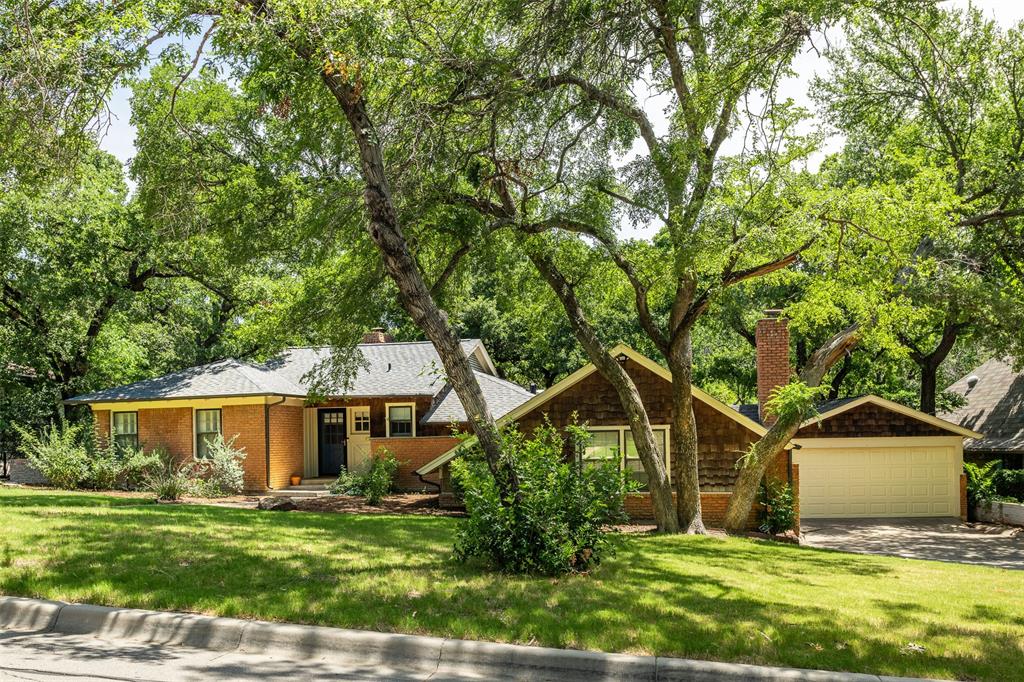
left=1, top=487, right=1022, bottom=680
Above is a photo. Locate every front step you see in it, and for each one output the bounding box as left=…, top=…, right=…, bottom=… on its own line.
left=270, top=482, right=332, bottom=498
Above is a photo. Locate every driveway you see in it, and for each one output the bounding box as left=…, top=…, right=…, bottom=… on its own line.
left=801, top=518, right=1024, bottom=569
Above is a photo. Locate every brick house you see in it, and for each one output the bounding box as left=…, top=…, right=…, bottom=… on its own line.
left=68, top=316, right=979, bottom=526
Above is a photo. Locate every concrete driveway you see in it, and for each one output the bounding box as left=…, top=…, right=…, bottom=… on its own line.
left=801, top=518, right=1024, bottom=569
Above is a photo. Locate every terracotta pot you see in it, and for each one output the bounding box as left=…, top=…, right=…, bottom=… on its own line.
left=290, top=475, right=302, bottom=486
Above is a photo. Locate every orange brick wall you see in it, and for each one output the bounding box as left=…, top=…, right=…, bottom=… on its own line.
left=222, top=404, right=268, bottom=492
left=93, top=410, right=111, bottom=447
left=269, top=404, right=304, bottom=489
left=370, top=436, right=457, bottom=491
left=138, top=407, right=193, bottom=460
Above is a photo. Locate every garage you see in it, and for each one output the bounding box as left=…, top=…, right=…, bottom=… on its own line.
left=794, top=438, right=963, bottom=518
left=791, top=397, right=981, bottom=520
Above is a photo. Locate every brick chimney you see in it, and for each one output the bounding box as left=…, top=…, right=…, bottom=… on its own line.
left=361, top=327, right=393, bottom=344
left=755, top=310, right=792, bottom=425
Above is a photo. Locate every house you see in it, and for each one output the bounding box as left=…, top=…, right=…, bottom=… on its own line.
left=943, top=358, right=1024, bottom=469
left=68, top=316, right=980, bottom=527
left=416, top=314, right=980, bottom=525
left=66, top=331, right=535, bottom=492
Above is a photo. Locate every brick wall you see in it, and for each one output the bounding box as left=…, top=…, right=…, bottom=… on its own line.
left=269, top=404, right=304, bottom=489
left=370, top=436, right=457, bottom=491
left=795, top=402, right=951, bottom=438
left=755, top=314, right=791, bottom=426
left=93, top=410, right=111, bottom=446
left=222, top=404, right=268, bottom=492
left=138, top=407, right=193, bottom=460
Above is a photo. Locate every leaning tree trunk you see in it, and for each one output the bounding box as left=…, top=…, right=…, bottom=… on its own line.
left=528, top=249, right=679, bottom=533
left=666, top=331, right=706, bottom=534
left=312, top=63, right=514, bottom=495
left=723, top=324, right=860, bottom=532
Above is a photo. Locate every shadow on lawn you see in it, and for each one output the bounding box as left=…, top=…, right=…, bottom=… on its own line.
left=1, top=497, right=1022, bottom=681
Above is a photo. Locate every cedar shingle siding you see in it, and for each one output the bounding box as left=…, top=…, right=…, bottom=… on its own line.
left=796, top=402, right=950, bottom=439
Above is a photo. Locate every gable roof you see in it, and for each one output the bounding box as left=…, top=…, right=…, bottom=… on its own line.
left=942, top=358, right=1024, bottom=452
left=66, top=339, right=497, bottom=404
left=415, top=344, right=771, bottom=476
left=421, top=371, right=535, bottom=425
left=803, top=395, right=981, bottom=439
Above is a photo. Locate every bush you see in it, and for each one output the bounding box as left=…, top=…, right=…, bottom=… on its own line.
left=451, top=424, right=634, bottom=575
left=197, top=435, right=247, bottom=496
left=142, top=447, right=198, bottom=501
left=15, top=419, right=91, bottom=489
left=995, top=468, right=1024, bottom=502
left=965, top=460, right=1002, bottom=505
left=759, top=480, right=796, bottom=535
left=328, top=450, right=400, bottom=505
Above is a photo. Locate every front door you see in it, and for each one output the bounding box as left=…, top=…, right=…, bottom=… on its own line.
left=318, top=409, right=347, bottom=476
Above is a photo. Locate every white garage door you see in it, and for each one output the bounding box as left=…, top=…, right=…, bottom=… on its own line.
left=794, top=441, right=961, bottom=518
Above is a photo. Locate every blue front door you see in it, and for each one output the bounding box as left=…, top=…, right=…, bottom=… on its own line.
left=318, top=409, right=347, bottom=476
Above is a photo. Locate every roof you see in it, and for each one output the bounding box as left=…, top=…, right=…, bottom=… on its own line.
left=734, top=395, right=980, bottom=439
left=66, top=340, right=497, bottom=404
left=415, top=344, right=773, bottom=477
left=421, top=371, right=535, bottom=425
left=943, top=358, right=1024, bottom=452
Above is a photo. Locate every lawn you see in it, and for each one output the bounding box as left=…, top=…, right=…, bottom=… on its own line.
left=1, top=487, right=1022, bottom=681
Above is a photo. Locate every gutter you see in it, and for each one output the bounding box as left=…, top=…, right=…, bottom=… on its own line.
left=265, top=396, right=287, bottom=490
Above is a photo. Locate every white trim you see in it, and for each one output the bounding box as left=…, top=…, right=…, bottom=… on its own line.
left=385, top=402, right=417, bottom=438
left=792, top=435, right=968, bottom=449
left=415, top=343, right=769, bottom=476
left=193, top=407, right=223, bottom=460
left=348, top=406, right=371, bottom=436
left=804, top=395, right=983, bottom=439
left=580, top=425, right=672, bottom=479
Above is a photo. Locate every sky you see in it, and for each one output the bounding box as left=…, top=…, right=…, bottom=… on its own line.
left=99, top=0, right=1024, bottom=207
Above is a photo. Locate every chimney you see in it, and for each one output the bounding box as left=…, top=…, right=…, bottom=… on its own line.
left=361, top=327, right=393, bottom=344
left=755, top=310, right=792, bottom=425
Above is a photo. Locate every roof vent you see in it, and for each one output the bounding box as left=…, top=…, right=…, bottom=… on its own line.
left=966, top=375, right=979, bottom=389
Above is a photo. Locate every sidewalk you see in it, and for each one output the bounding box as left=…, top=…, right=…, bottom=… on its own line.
left=0, top=596, right=939, bottom=681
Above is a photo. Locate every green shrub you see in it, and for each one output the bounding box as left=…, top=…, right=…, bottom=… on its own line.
left=965, top=460, right=1002, bottom=505
left=15, top=419, right=91, bottom=489
left=142, top=448, right=198, bottom=501
left=197, top=434, right=247, bottom=496
left=85, top=444, right=125, bottom=490
left=758, top=480, right=796, bottom=535
left=995, top=468, right=1024, bottom=502
left=328, top=450, right=400, bottom=505
left=451, top=424, right=634, bottom=575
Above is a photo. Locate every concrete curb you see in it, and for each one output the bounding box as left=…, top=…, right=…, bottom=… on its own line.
left=0, top=596, right=941, bottom=681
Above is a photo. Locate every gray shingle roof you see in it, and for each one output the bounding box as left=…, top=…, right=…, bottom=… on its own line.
left=732, top=396, right=863, bottom=425
left=421, top=371, right=534, bottom=425
left=66, top=340, right=503, bottom=405
left=942, top=358, right=1024, bottom=453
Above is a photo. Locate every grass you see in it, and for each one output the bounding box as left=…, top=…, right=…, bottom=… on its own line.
left=1, top=487, right=1022, bottom=681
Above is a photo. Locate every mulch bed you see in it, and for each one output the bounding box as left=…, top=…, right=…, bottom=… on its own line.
left=291, top=494, right=465, bottom=516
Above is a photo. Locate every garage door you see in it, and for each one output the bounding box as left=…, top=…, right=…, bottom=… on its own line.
left=794, top=442, right=960, bottom=518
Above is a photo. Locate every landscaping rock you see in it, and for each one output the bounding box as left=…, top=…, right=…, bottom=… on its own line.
left=258, top=496, right=297, bottom=512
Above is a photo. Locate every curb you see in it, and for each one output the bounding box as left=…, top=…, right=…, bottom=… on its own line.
left=0, top=596, right=939, bottom=681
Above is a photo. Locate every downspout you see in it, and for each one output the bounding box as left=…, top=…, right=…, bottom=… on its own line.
left=417, top=471, right=441, bottom=494
left=265, top=396, right=287, bottom=490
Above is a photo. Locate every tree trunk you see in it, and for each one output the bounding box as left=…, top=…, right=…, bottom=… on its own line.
left=666, top=331, right=706, bottom=534
left=919, top=362, right=938, bottom=416
left=528, top=248, right=679, bottom=532
left=905, top=317, right=963, bottom=416
left=723, top=323, right=860, bottom=532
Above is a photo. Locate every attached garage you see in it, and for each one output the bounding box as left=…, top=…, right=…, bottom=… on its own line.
left=792, top=397, right=981, bottom=520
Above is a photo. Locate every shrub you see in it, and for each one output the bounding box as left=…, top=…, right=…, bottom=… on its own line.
left=15, top=419, right=91, bottom=489
left=85, top=444, right=125, bottom=490
left=995, top=468, right=1024, bottom=502
left=328, top=450, right=400, bottom=505
left=759, top=480, right=796, bottom=535
left=142, top=448, right=198, bottom=501
left=197, top=434, right=247, bottom=496
left=451, top=424, right=634, bottom=575
left=965, top=460, right=1002, bottom=505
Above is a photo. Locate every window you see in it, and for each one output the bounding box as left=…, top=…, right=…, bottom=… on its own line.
left=386, top=404, right=414, bottom=438
left=321, top=411, right=344, bottom=425
left=352, top=408, right=370, bottom=434
left=581, top=430, right=620, bottom=469
left=195, top=409, right=222, bottom=459
left=111, top=412, right=138, bottom=451
left=623, top=428, right=667, bottom=490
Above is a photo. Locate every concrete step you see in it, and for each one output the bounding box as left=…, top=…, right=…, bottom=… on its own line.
left=285, top=483, right=331, bottom=491
left=270, top=489, right=331, bottom=498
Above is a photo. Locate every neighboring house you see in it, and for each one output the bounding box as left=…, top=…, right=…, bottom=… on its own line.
left=69, top=316, right=980, bottom=527
left=943, top=358, right=1024, bottom=469
left=66, top=331, right=534, bottom=492
left=417, top=314, right=980, bottom=526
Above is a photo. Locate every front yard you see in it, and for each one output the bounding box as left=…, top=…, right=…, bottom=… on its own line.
left=1, top=487, right=1022, bottom=681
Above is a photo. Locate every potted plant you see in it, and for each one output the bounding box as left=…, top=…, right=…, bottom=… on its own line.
left=290, top=474, right=302, bottom=486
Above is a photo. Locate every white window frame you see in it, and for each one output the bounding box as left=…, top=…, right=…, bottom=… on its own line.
left=193, top=408, right=223, bottom=459
left=580, top=425, right=671, bottom=486
left=385, top=402, right=416, bottom=438
left=349, top=406, right=371, bottom=436
left=110, top=411, right=139, bottom=451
